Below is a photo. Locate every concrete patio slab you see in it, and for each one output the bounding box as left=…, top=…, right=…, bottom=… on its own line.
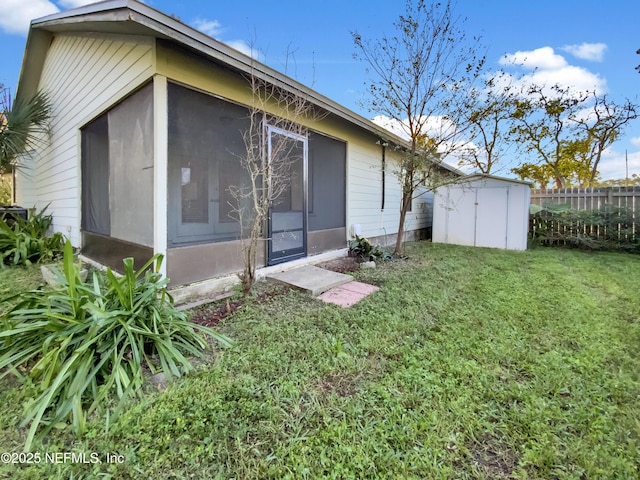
left=266, top=265, right=353, bottom=296
left=317, top=281, right=380, bottom=308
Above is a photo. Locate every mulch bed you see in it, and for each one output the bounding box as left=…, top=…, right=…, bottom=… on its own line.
left=189, top=287, right=291, bottom=328
left=189, top=297, right=244, bottom=328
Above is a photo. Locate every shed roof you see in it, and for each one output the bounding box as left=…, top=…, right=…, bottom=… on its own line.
left=17, top=0, right=462, bottom=173
left=462, top=173, right=532, bottom=186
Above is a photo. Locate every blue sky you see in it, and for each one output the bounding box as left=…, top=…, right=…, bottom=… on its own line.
left=0, top=0, right=638, bottom=180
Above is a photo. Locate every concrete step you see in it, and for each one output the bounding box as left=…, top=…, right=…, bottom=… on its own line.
left=266, top=265, right=353, bottom=296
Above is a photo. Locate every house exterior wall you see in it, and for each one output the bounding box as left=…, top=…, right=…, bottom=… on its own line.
left=156, top=42, right=432, bottom=285
left=347, top=139, right=433, bottom=245
left=17, top=33, right=434, bottom=286
left=155, top=43, right=432, bottom=243
left=15, top=33, right=155, bottom=247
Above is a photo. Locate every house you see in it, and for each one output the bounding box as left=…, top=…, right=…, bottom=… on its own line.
left=14, top=0, right=456, bottom=289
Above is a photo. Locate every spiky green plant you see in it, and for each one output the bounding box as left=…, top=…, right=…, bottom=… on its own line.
left=0, top=240, right=232, bottom=451
left=0, top=205, right=64, bottom=266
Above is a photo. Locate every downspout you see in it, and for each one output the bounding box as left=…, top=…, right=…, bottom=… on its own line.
left=379, top=140, right=388, bottom=243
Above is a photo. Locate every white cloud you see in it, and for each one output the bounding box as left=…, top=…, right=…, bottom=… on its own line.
left=597, top=148, right=640, bottom=180
left=500, top=46, right=567, bottom=70
left=524, top=65, right=605, bottom=95
left=630, top=137, right=640, bottom=149
left=498, top=46, right=606, bottom=98
left=191, top=18, right=224, bottom=37
left=0, top=0, right=59, bottom=35
left=561, top=43, right=607, bottom=62
left=371, top=115, right=411, bottom=141
left=371, top=114, right=461, bottom=143
left=0, top=0, right=102, bottom=36
left=224, top=40, right=261, bottom=59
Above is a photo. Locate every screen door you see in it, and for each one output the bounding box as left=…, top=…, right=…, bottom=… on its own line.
left=267, top=126, right=307, bottom=265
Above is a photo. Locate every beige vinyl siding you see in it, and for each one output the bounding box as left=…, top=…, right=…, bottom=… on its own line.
left=347, top=139, right=385, bottom=236
left=347, top=140, right=432, bottom=242
left=16, top=33, right=154, bottom=246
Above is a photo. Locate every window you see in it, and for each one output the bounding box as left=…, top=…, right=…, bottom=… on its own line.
left=167, top=83, right=252, bottom=246
left=307, top=132, right=346, bottom=231
left=81, top=115, right=109, bottom=235
left=81, top=83, right=154, bottom=247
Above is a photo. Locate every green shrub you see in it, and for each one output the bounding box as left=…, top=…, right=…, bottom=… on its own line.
left=530, top=203, right=640, bottom=252
left=349, top=234, right=384, bottom=260
left=0, top=174, right=11, bottom=206
left=0, top=240, right=232, bottom=451
left=0, top=205, right=64, bottom=266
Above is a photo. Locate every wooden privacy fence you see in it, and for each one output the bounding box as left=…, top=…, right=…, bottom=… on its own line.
left=530, top=187, right=640, bottom=211
left=529, top=187, right=640, bottom=247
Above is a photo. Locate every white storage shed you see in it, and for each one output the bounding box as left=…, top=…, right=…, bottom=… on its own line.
left=432, top=174, right=531, bottom=251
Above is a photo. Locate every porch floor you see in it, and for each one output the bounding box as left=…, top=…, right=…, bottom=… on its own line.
left=266, top=265, right=353, bottom=296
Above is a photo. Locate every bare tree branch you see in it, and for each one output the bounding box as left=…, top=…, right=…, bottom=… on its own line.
left=228, top=52, right=324, bottom=294
left=353, top=0, right=485, bottom=255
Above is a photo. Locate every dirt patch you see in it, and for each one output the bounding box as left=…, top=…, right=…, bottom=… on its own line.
left=316, top=354, right=387, bottom=398
left=467, top=433, right=519, bottom=479
left=315, top=256, right=361, bottom=274
left=317, top=372, right=361, bottom=397
left=189, top=286, right=291, bottom=328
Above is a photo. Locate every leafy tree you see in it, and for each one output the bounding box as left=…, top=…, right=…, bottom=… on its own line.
left=353, top=0, right=484, bottom=256
left=595, top=173, right=640, bottom=187
left=513, top=138, right=595, bottom=188
left=510, top=84, right=638, bottom=188
left=512, top=163, right=554, bottom=188
left=0, top=86, right=52, bottom=172
left=458, top=74, right=517, bottom=174
left=509, top=84, right=590, bottom=188
left=557, top=138, right=594, bottom=186
left=573, top=92, right=638, bottom=186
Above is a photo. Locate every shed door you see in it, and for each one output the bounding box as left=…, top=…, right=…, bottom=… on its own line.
left=475, top=187, right=509, bottom=248
left=444, top=186, right=477, bottom=246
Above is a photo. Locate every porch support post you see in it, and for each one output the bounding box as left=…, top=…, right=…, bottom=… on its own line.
left=153, top=75, right=168, bottom=278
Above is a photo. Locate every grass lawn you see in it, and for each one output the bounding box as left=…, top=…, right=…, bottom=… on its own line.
left=1, top=242, right=639, bottom=479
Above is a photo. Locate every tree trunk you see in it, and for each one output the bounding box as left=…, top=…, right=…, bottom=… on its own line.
left=552, top=165, right=566, bottom=189
left=394, top=193, right=410, bottom=256
left=588, top=148, right=604, bottom=186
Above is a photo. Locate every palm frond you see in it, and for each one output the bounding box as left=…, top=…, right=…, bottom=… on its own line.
left=0, top=90, right=52, bottom=170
